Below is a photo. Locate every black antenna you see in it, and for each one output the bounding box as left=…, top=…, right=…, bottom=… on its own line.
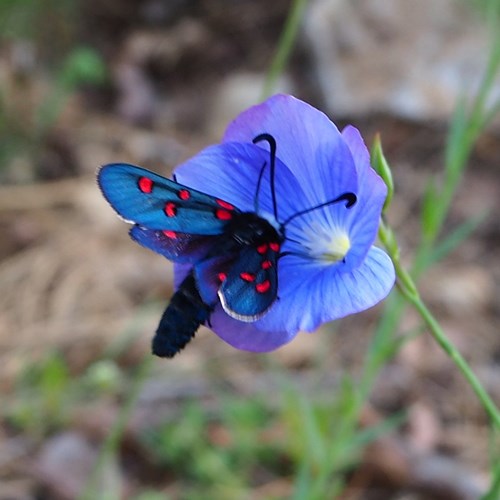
left=282, top=193, right=357, bottom=227
left=252, top=133, right=278, bottom=221
left=253, top=161, right=267, bottom=213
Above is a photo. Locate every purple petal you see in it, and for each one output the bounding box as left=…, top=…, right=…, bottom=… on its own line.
left=174, top=143, right=264, bottom=212
left=341, top=125, right=371, bottom=171
left=223, top=94, right=358, bottom=208
left=174, top=262, right=192, bottom=289
left=339, top=126, right=388, bottom=271
left=209, top=304, right=297, bottom=352
left=174, top=140, right=311, bottom=228
left=254, top=246, right=395, bottom=333
left=169, top=97, right=394, bottom=352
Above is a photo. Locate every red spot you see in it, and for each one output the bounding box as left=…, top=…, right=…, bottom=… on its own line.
left=257, top=244, right=268, bottom=254
left=256, top=280, right=271, bottom=293
left=178, top=189, right=190, bottom=200
left=216, top=199, right=234, bottom=210
left=138, top=176, right=153, bottom=193
left=240, top=272, right=256, bottom=282
left=162, top=230, right=177, bottom=239
left=165, top=202, right=177, bottom=217
left=218, top=272, right=227, bottom=282
left=261, top=260, right=272, bottom=270
left=270, top=242, right=280, bottom=252
left=215, top=209, right=232, bottom=220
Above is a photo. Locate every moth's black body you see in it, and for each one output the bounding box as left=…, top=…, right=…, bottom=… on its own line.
left=152, top=274, right=213, bottom=358
left=152, top=212, right=283, bottom=357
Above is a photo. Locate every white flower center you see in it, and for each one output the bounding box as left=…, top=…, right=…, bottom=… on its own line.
left=323, top=231, right=351, bottom=262
left=299, top=222, right=351, bottom=263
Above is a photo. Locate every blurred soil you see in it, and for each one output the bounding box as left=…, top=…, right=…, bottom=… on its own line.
left=0, top=1, right=499, bottom=499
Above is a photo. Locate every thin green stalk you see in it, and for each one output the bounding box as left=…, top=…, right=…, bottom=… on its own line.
left=411, top=296, right=500, bottom=430
left=78, top=355, right=153, bottom=500
left=379, top=220, right=500, bottom=430
left=261, top=0, right=308, bottom=99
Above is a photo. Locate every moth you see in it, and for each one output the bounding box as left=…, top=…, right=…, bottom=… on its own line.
left=98, top=134, right=355, bottom=357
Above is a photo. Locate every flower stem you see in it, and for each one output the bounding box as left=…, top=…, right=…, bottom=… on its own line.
left=261, top=0, right=308, bottom=99
left=379, top=220, right=500, bottom=431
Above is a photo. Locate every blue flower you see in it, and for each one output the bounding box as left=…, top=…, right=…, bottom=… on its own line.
left=172, top=94, right=395, bottom=352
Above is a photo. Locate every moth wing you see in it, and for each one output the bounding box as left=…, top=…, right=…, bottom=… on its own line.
left=130, top=226, right=218, bottom=264
left=98, top=163, right=240, bottom=235
left=218, top=243, right=279, bottom=321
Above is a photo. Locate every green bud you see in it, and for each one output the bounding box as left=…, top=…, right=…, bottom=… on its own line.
left=371, top=134, right=394, bottom=213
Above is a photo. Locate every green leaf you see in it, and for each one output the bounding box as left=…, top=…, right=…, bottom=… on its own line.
left=430, top=211, right=488, bottom=265
left=59, top=46, right=107, bottom=88
left=420, top=178, right=440, bottom=242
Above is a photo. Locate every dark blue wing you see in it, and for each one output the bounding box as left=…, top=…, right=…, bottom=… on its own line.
left=98, top=163, right=241, bottom=235
left=218, top=242, right=280, bottom=321
left=193, top=253, right=237, bottom=305
left=130, top=226, right=217, bottom=264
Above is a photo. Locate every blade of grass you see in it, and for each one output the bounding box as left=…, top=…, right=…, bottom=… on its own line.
left=261, top=0, right=308, bottom=99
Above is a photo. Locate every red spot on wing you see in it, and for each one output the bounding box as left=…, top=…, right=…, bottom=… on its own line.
left=257, top=244, right=268, bottom=254
left=165, top=202, right=177, bottom=217
left=178, top=189, right=190, bottom=200
left=215, top=209, right=232, bottom=220
left=261, top=260, right=272, bottom=269
left=162, top=230, right=177, bottom=239
left=218, top=272, right=227, bottom=282
left=256, top=280, right=271, bottom=293
left=216, top=199, right=234, bottom=210
left=138, top=176, right=153, bottom=193
left=270, top=242, right=280, bottom=252
left=240, top=272, right=256, bottom=282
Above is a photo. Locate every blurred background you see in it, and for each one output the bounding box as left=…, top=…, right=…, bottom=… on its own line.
left=0, top=0, right=499, bottom=498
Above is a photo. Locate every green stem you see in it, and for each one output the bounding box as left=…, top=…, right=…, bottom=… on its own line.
left=379, top=220, right=500, bottom=431
left=411, top=296, right=500, bottom=430
left=78, top=355, right=153, bottom=500
left=261, top=0, right=308, bottom=99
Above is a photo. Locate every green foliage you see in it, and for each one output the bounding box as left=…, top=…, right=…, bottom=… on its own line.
left=258, top=0, right=500, bottom=497
left=140, top=396, right=282, bottom=498
left=7, top=351, right=71, bottom=433
left=280, top=378, right=405, bottom=498
left=133, top=379, right=407, bottom=499
left=0, top=0, right=77, bottom=57
left=60, top=47, right=108, bottom=87
left=132, top=493, right=171, bottom=500
left=34, top=46, right=107, bottom=133
left=3, top=1, right=499, bottom=498
left=0, top=0, right=107, bottom=178
left=5, top=352, right=122, bottom=436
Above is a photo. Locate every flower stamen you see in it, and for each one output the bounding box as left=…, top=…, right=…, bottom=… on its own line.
left=322, top=231, right=351, bottom=262
left=299, top=222, right=351, bottom=263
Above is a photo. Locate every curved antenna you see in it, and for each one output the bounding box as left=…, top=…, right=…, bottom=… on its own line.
left=282, top=193, right=357, bottom=227
left=253, top=161, right=267, bottom=213
left=252, top=133, right=278, bottom=221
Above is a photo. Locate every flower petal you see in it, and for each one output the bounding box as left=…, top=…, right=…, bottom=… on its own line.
left=209, top=305, right=297, bottom=352
left=255, top=246, right=395, bottom=333
left=174, top=142, right=264, bottom=212
left=339, top=125, right=388, bottom=271
left=223, top=94, right=358, bottom=208
left=174, top=98, right=393, bottom=349
left=174, top=140, right=310, bottom=228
